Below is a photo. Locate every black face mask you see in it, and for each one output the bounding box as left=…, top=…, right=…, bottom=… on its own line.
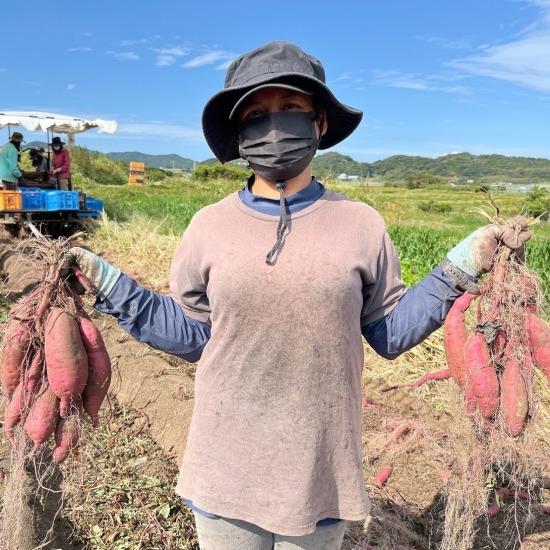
left=10, top=140, right=21, bottom=151
left=238, top=111, right=320, bottom=182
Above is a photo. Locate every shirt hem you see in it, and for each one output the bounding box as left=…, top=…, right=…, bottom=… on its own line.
left=176, top=487, right=370, bottom=537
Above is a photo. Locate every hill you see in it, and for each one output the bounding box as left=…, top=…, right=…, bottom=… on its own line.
left=106, top=151, right=195, bottom=170
left=311, top=152, right=550, bottom=182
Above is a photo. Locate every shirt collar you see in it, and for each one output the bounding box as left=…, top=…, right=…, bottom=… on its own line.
left=238, top=175, right=325, bottom=215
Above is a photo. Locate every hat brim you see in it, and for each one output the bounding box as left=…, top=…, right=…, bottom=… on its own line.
left=50, top=141, right=66, bottom=146
left=228, top=83, right=313, bottom=120
left=202, top=73, right=363, bottom=163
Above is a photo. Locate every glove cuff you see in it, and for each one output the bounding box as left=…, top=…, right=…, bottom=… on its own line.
left=441, top=258, right=479, bottom=294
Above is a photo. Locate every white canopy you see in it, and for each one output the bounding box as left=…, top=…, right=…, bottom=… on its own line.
left=0, top=111, right=117, bottom=135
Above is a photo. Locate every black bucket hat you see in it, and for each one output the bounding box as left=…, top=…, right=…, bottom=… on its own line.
left=50, top=136, right=66, bottom=146
left=202, top=41, right=363, bottom=163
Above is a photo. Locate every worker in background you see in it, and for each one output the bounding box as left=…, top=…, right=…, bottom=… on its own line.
left=0, top=131, right=24, bottom=190
left=29, top=148, right=49, bottom=173
left=49, top=136, right=71, bottom=190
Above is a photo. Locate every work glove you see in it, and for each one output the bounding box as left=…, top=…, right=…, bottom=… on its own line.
left=446, top=218, right=532, bottom=279
left=64, top=247, right=121, bottom=299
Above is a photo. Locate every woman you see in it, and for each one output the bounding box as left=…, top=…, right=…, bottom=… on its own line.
left=68, top=42, right=529, bottom=549
left=49, top=136, right=71, bottom=189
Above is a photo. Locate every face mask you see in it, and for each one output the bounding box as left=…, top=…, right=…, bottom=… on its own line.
left=53, top=145, right=62, bottom=152
left=238, top=111, right=319, bottom=182
left=10, top=140, right=21, bottom=151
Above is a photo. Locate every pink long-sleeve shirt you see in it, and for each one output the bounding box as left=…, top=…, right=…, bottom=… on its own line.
left=52, top=149, right=71, bottom=179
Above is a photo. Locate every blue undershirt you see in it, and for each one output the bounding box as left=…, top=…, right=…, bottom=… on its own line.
left=95, top=176, right=470, bottom=529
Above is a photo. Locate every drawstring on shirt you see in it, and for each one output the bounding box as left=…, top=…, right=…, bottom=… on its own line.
left=265, top=180, right=288, bottom=265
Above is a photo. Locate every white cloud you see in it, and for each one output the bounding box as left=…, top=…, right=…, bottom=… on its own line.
left=68, top=46, right=92, bottom=52
left=153, top=46, right=190, bottom=67
left=372, top=70, right=472, bottom=95
left=448, top=1, right=550, bottom=92
left=182, top=50, right=236, bottom=68
left=66, top=83, right=77, bottom=91
left=106, top=51, right=140, bottom=61
left=216, top=59, right=233, bottom=70
left=415, top=35, right=472, bottom=50
left=120, top=38, right=149, bottom=46
left=117, top=122, right=204, bottom=142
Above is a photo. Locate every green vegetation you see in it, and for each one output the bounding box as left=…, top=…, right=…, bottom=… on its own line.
left=191, top=163, right=251, bottom=182
left=72, top=147, right=172, bottom=185
left=106, top=151, right=195, bottom=170
left=524, top=186, right=550, bottom=218
left=72, top=147, right=128, bottom=185
left=417, top=200, right=452, bottom=214
left=309, top=151, right=550, bottom=183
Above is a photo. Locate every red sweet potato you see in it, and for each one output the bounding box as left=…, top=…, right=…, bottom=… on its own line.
left=444, top=292, right=476, bottom=387
left=527, top=312, right=550, bottom=384
left=1, top=321, right=31, bottom=396
left=44, top=309, right=88, bottom=417
left=374, top=465, right=393, bottom=488
left=465, top=331, right=500, bottom=418
left=500, top=357, right=528, bottom=437
left=78, top=316, right=111, bottom=427
left=52, top=416, right=81, bottom=464
left=3, top=382, right=24, bottom=442
left=24, top=385, right=59, bottom=452
left=25, top=348, right=43, bottom=396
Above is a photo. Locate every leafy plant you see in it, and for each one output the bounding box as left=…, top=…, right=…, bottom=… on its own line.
left=418, top=201, right=452, bottom=214
left=524, top=186, right=549, bottom=219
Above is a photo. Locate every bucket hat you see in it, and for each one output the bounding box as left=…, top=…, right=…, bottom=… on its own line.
left=11, top=131, right=24, bottom=142
left=50, top=136, right=66, bottom=146
left=202, top=41, right=363, bottom=163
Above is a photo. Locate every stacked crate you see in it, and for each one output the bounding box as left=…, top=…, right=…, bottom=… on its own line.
left=128, top=161, right=145, bottom=185
left=0, top=191, right=22, bottom=211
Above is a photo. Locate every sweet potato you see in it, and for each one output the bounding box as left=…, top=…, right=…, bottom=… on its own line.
left=374, top=465, right=393, bottom=488
left=45, top=308, right=88, bottom=417
left=444, top=292, right=476, bottom=387
left=52, top=415, right=81, bottom=464
left=3, top=382, right=24, bottom=442
left=25, top=348, right=43, bottom=396
left=465, top=331, right=500, bottom=418
left=78, top=315, right=111, bottom=427
left=527, top=312, right=550, bottom=383
left=24, top=385, right=59, bottom=452
left=500, top=357, right=528, bottom=437
left=1, top=321, right=31, bottom=396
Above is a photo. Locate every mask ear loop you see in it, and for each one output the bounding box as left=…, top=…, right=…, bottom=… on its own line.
left=265, top=180, right=289, bottom=265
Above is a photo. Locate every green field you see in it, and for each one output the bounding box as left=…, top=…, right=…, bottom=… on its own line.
left=77, top=177, right=550, bottom=297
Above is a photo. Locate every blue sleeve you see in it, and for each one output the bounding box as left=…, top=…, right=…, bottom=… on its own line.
left=94, top=273, right=211, bottom=363
left=362, top=266, right=465, bottom=360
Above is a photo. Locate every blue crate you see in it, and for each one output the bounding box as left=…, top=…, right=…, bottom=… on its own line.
left=44, top=191, right=79, bottom=211
left=21, top=190, right=45, bottom=211
left=85, top=197, right=104, bottom=212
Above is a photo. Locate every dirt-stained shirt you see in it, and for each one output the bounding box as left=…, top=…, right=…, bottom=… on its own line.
left=169, top=189, right=406, bottom=536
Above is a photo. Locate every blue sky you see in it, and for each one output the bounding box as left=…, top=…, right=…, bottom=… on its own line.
left=2, top=0, right=550, bottom=162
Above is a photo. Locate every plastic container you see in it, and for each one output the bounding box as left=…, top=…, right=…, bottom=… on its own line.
left=44, top=191, right=79, bottom=211
left=85, top=197, right=104, bottom=212
left=0, top=191, right=22, bottom=211
left=21, top=190, right=45, bottom=210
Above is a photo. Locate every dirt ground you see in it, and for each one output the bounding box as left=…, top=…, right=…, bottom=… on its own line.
left=0, top=235, right=549, bottom=549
